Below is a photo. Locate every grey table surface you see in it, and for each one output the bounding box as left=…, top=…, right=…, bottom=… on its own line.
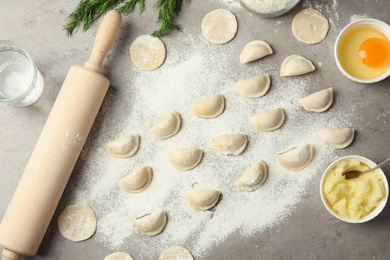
left=1, top=0, right=390, bottom=259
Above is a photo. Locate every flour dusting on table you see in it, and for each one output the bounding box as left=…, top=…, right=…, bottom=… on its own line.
left=65, top=1, right=356, bottom=259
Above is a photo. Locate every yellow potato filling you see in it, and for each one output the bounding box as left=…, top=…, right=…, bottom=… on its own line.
left=323, top=158, right=386, bottom=220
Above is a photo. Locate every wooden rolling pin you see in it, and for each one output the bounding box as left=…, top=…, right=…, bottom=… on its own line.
left=0, top=10, right=122, bottom=260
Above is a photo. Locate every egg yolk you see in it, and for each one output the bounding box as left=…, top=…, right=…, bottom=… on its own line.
left=359, top=38, right=390, bottom=68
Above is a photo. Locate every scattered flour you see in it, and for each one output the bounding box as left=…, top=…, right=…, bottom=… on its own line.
left=64, top=0, right=357, bottom=259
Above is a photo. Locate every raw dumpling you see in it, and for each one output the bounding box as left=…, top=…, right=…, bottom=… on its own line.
left=150, top=111, right=181, bottom=139
left=235, top=161, right=268, bottom=192
left=105, top=134, right=139, bottom=158
left=240, top=40, right=273, bottom=64
left=280, top=55, right=315, bottom=77
left=212, top=134, right=248, bottom=155
left=185, top=189, right=222, bottom=211
left=104, top=252, right=134, bottom=260
left=57, top=204, right=97, bottom=242
left=319, top=128, right=355, bottom=149
left=234, top=75, right=271, bottom=98
left=132, top=211, right=167, bottom=236
left=299, top=88, right=333, bottom=112
left=159, top=246, right=194, bottom=260
left=119, top=166, right=153, bottom=193
left=192, top=94, right=225, bottom=118
left=277, top=144, right=314, bottom=171
left=167, top=148, right=203, bottom=170
left=250, top=107, right=285, bottom=132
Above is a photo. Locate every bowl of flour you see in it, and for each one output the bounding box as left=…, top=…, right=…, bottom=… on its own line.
left=240, top=0, right=301, bottom=18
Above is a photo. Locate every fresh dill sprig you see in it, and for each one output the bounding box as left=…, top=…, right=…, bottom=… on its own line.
left=152, top=0, right=184, bottom=37
left=64, top=0, right=127, bottom=36
left=64, top=0, right=186, bottom=37
left=118, top=0, right=146, bottom=14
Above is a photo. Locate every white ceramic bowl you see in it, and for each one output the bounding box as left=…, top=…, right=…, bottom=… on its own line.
left=320, top=155, right=389, bottom=223
left=240, top=0, right=300, bottom=18
left=334, top=18, right=390, bottom=83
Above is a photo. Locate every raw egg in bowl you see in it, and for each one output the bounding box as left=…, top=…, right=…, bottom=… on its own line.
left=335, top=18, right=390, bottom=83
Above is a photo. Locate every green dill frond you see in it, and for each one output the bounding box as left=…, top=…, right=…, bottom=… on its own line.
left=64, top=0, right=187, bottom=37
left=118, top=0, right=146, bottom=14
left=152, top=0, right=184, bottom=37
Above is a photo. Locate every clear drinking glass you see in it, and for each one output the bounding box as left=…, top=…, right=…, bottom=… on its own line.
left=0, top=40, right=44, bottom=107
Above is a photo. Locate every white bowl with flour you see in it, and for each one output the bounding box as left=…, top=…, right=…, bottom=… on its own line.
left=240, top=0, right=301, bottom=18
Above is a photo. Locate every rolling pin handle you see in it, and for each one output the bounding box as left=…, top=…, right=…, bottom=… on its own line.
left=2, top=249, right=22, bottom=260
left=84, top=10, right=122, bottom=73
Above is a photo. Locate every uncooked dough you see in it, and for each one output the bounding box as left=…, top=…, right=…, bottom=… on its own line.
left=240, top=40, right=273, bottom=64
left=130, top=34, right=166, bottom=71
left=234, top=74, right=271, bottom=98
left=57, top=204, right=97, bottom=242
left=299, top=88, right=333, bottom=112
left=185, top=189, right=222, bottom=211
left=280, top=55, right=315, bottom=77
left=235, top=161, right=268, bottom=192
left=201, top=9, right=238, bottom=44
left=277, top=144, right=314, bottom=171
left=212, top=134, right=248, bottom=155
left=319, top=128, right=355, bottom=149
left=167, top=148, right=203, bottom=171
left=192, top=94, right=225, bottom=118
left=104, top=252, right=134, bottom=260
left=105, top=134, right=139, bottom=158
left=250, top=107, right=285, bottom=132
left=150, top=111, right=181, bottom=139
left=159, top=246, right=194, bottom=260
left=119, top=166, right=153, bottom=193
left=292, top=8, right=329, bottom=44
left=132, top=211, right=167, bottom=236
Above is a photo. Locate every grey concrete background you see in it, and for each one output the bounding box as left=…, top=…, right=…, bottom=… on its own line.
left=1, top=0, right=390, bottom=259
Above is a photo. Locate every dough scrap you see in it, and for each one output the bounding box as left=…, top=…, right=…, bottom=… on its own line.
left=278, top=144, right=314, bottom=171
left=234, top=74, right=271, bottom=98
left=212, top=134, right=248, bottom=155
left=185, top=189, right=222, bottom=211
left=201, top=9, right=238, bottom=44
left=105, top=134, right=139, bottom=158
left=240, top=40, right=273, bottom=64
left=150, top=111, right=181, bottom=139
left=167, top=148, right=203, bottom=170
left=250, top=107, right=285, bottom=132
left=130, top=34, right=166, bottom=71
left=132, top=211, right=167, bottom=236
left=104, top=252, right=134, bottom=260
left=280, top=55, right=315, bottom=77
left=319, top=128, right=355, bottom=149
left=192, top=94, right=225, bottom=119
left=159, top=246, right=194, bottom=260
left=235, top=161, right=268, bottom=192
left=299, top=88, right=333, bottom=112
left=292, top=8, right=329, bottom=44
left=57, top=204, right=97, bottom=242
left=119, top=166, right=153, bottom=193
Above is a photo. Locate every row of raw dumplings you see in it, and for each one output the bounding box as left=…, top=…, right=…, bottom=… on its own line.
left=104, top=246, right=194, bottom=260
left=102, top=37, right=357, bottom=242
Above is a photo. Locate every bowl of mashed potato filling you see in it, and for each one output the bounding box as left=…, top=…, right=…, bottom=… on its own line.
left=320, top=156, right=388, bottom=223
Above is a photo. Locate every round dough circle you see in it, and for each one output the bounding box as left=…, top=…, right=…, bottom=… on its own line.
left=201, top=9, right=238, bottom=44
left=292, top=8, right=329, bottom=44
left=159, top=246, right=194, bottom=260
left=130, top=34, right=166, bottom=70
left=57, top=204, right=97, bottom=242
left=104, top=252, right=134, bottom=260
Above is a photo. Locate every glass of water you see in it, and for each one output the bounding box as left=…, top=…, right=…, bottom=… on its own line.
left=0, top=40, right=44, bottom=107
